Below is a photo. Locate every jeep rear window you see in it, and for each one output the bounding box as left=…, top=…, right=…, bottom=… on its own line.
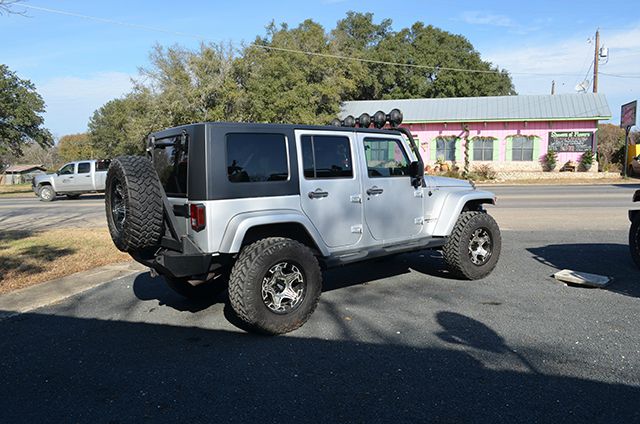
left=226, top=133, right=288, bottom=183
left=154, top=136, right=188, bottom=197
left=301, top=135, right=353, bottom=179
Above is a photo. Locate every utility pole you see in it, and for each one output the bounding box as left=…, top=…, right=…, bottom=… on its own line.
left=593, top=29, right=599, bottom=93
left=551, top=80, right=555, bottom=95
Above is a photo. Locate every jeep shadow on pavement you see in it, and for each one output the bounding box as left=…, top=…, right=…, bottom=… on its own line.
left=105, top=110, right=501, bottom=334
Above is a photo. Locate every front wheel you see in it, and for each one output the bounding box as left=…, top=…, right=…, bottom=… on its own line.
left=629, top=214, right=640, bottom=269
left=228, top=237, right=322, bottom=335
left=443, top=211, right=501, bottom=280
left=38, top=185, right=55, bottom=202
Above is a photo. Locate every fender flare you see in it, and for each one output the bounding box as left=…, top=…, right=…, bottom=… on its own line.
left=220, top=210, right=330, bottom=256
left=432, top=189, right=496, bottom=236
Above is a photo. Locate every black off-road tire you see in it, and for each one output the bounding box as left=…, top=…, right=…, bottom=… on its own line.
left=105, top=156, right=164, bottom=253
left=228, top=237, right=322, bottom=335
left=443, top=211, right=501, bottom=280
left=629, top=214, right=640, bottom=269
left=38, top=185, right=55, bottom=202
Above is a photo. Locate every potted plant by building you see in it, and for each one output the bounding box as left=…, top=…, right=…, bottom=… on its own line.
left=543, top=150, right=557, bottom=172
left=579, top=149, right=594, bottom=172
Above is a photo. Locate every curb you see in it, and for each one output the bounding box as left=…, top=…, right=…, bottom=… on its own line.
left=0, top=261, right=146, bottom=320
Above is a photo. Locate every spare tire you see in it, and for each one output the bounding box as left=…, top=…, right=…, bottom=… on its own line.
left=105, top=156, right=164, bottom=253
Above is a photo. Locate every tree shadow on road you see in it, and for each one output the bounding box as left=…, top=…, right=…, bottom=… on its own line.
left=527, top=243, right=640, bottom=298
left=0, top=230, right=76, bottom=286
left=0, top=309, right=638, bottom=423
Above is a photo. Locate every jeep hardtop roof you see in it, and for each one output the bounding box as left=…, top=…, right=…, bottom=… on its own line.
left=149, top=121, right=404, bottom=140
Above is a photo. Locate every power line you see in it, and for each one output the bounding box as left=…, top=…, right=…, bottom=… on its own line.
left=17, top=3, right=639, bottom=80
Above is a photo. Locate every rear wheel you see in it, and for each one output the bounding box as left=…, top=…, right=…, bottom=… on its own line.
left=38, top=185, right=55, bottom=202
left=228, top=237, right=322, bottom=335
left=105, top=156, right=164, bottom=253
left=443, top=211, right=501, bottom=280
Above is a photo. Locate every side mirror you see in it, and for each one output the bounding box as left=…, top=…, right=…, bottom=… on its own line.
left=55, top=171, right=60, bottom=176
left=409, top=161, right=421, bottom=178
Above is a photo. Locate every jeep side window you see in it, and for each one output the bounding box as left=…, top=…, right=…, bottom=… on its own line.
left=59, top=163, right=75, bottom=175
left=226, top=133, right=288, bottom=183
left=301, top=135, right=353, bottom=179
left=363, top=138, right=411, bottom=177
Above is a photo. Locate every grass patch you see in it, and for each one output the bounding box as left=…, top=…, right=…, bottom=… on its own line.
left=0, top=228, right=129, bottom=294
left=0, top=183, right=34, bottom=198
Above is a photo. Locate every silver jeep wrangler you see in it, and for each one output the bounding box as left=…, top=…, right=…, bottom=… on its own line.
left=105, top=112, right=500, bottom=334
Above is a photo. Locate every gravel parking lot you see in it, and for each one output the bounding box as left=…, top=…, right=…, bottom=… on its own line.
left=1, top=184, right=639, bottom=423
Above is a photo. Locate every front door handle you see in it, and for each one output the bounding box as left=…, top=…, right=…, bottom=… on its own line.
left=308, top=189, right=329, bottom=199
left=366, top=186, right=384, bottom=196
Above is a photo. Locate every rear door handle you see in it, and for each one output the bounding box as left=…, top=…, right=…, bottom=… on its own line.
left=308, top=189, right=329, bottom=199
left=366, top=186, right=384, bottom=195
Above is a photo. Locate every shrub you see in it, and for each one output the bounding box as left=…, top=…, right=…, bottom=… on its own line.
left=543, top=150, right=557, bottom=171
left=579, top=150, right=594, bottom=171
left=471, top=164, right=497, bottom=180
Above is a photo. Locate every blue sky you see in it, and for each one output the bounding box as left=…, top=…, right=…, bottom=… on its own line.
left=1, top=0, right=639, bottom=137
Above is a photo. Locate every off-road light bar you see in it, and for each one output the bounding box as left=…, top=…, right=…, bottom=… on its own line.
left=331, top=109, right=403, bottom=129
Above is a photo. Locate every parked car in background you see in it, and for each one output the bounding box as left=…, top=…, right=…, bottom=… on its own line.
left=32, top=159, right=111, bottom=201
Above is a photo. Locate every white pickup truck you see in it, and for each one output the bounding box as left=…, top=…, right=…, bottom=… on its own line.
left=32, top=159, right=111, bottom=201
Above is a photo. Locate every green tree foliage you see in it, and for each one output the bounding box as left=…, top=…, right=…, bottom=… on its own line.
left=0, top=64, right=53, bottom=156
left=58, top=133, right=94, bottom=162
left=88, top=12, right=516, bottom=155
left=596, top=123, right=626, bottom=168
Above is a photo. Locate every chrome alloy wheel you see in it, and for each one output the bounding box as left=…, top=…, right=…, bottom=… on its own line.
left=111, top=182, right=126, bottom=232
left=468, top=228, right=492, bottom=265
left=261, top=262, right=306, bottom=314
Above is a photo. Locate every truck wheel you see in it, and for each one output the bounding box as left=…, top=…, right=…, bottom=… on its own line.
left=443, top=211, right=501, bottom=280
left=629, top=215, right=640, bottom=269
left=165, top=275, right=227, bottom=299
left=228, top=237, right=322, bottom=335
left=38, top=185, right=55, bottom=202
left=105, top=156, right=164, bottom=253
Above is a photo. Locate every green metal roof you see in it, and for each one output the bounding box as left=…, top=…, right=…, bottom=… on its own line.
left=340, top=93, right=611, bottom=123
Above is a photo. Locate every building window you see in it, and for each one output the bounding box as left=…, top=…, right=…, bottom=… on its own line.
left=435, top=137, right=456, bottom=161
left=472, top=138, right=494, bottom=161
left=511, top=136, right=534, bottom=161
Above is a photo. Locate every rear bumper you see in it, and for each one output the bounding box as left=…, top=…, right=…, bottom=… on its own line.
left=131, top=235, right=233, bottom=280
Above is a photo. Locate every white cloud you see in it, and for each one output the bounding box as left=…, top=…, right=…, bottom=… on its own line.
left=38, top=72, right=133, bottom=137
left=483, top=24, right=640, bottom=123
left=460, top=11, right=515, bottom=28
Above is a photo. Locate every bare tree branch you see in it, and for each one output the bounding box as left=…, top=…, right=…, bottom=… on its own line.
left=0, top=0, right=26, bottom=16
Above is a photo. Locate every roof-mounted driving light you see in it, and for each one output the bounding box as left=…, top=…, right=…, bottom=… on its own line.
left=330, top=118, right=342, bottom=127
left=343, top=115, right=356, bottom=127
left=358, top=113, right=371, bottom=128
left=388, top=108, right=403, bottom=127
left=373, top=110, right=386, bottom=129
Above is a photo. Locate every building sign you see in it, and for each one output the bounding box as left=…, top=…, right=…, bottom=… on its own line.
left=548, top=131, right=593, bottom=152
left=621, top=100, right=637, bottom=128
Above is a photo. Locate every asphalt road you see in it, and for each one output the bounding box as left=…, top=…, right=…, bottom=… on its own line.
left=1, top=184, right=640, bottom=423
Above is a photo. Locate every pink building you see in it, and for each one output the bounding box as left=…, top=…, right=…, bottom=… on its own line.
left=341, top=94, right=611, bottom=172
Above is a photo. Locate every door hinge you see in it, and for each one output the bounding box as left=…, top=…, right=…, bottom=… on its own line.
left=351, top=225, right=363, bottom=234
left=350, top=194, right=362, bottom=203
left=414, top=190, right=424, bottom=198
left=414, top=217, right=424, bottom=225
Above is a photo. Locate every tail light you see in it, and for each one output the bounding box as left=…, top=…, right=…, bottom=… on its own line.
left=190, top=203, right=206, bottom=232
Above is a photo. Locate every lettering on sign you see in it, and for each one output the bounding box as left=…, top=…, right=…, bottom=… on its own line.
left=548, top=131, right=593, bottom=152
